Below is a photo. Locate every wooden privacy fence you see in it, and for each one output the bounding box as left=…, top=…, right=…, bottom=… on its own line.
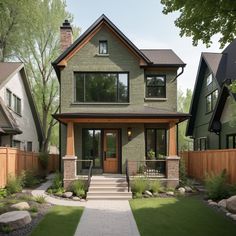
left=0, top=147, right=59, bottom=188
left=180, top=149, right=236, bottom=184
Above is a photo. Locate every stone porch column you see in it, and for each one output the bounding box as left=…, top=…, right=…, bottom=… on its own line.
left=166, top=122, right=180, bottom=188
left=63, top=122, right=77, bottom=189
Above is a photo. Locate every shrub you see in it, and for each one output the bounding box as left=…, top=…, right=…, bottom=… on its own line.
left=131, top=178, right=149, bottom=194
left=19, top=194, right=34, bottom=202
left=38, top=152, right=49, bottom=169
left=52, top=172, right=63, bottom=190
left=70, top=180, right=86, bottom=197
left=179, top=158, right=187, bottom=183
left=134, top=192, right=143, bottom=198
left=22, top=170, right=40, bottom=188
left=6, top=175, right=23, bottom=194
left=29, top=206, right=38, bottom=213
left=149, top=180, right=162, bottom=193
left=205, top=169, right=230, bottom=200
left=0, top=188, right=7, bottom=198
left=34, top=195, right=46, bottom=204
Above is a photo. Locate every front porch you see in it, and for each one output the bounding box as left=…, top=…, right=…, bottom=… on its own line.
left=54, top=111, right=188, bottom=189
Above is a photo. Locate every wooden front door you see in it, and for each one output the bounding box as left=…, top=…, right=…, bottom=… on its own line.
left=103, top=130, right=119, bottom=173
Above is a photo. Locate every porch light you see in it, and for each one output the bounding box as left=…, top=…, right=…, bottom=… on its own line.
left=127, top=127, right=132, bottom=141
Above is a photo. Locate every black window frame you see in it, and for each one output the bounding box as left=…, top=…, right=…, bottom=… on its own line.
left=145, top=74, right=166, bottom=98
left=27, top=141, right=33, bottom=152
left=74, top=72, right=129, bottom=103
left=6, top=89, right=12, bottom=108
left=206, top=89, right=218, bottom=113
left=206, top=73, right=213, bottom=86
left=227, top=134, right=236, bottom=149
left=145, top=128, right=167, bottom=159
left=99, top=40, right=108, bottom=54
left=194, top=137, right=207, bottom=151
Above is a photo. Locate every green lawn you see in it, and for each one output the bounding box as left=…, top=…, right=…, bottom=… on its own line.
left=30, top=206, right=83, bottom=236
left=130, top=197, right=236, bottom=236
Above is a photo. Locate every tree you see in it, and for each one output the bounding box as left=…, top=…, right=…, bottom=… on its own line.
left=177, top=89, right=193, bottom=151
left=161, top=0, right=236, bottom=48
left=14, top=0, right=79, bottom=152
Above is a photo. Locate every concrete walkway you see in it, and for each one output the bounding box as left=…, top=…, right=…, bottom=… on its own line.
left=31, top=175, right=86, bottom=207
left=74, top=200, right=140, bottom=236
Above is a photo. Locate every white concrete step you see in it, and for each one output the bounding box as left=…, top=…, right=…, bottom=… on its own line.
left=87, top=195, right=132, bottom=200
left=87, top=192, right=132, bottom=197
left=90, top=183, right=128, bottom=187
left=89, top=187, right=128, bottom=192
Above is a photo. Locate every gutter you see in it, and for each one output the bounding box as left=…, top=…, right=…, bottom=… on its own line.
left=171, top=66, right=185, bottom=83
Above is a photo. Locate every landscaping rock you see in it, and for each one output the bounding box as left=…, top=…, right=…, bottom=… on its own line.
left=226, top=212, right=232, bottom=217
left=166, top=191, right=174, bottom=196
left=207, top=199, right=213, bottom=203
left=230, top=214, right=236, bottom=221
left=0, top=211, right=31, bottom=230
left=80, top=199, right=86, bottom=202
left=11, top=202, right=30, bottom=210
left=153, top=193, right=159, bottom=197
left=184, top=186, right=193, bottom=192
left=144, top=190, right=153, bottom=197
left=178, top=187, right=185, bottom=195
left=63, top=192, right=73, bottom=198
left=218, top=199, right=227, bottom=209
left=72, top=196, right=80, bottom=201
left=226, top=195, right=236, bottom=213
left=209, top=201, right=218, bottom=207
left=144, top=194, right=150, bottom=198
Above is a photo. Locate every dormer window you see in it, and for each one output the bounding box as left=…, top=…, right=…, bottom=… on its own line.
left=206, top=73, right=213, bottom=86
left=99, top=40, right=108, bottom=54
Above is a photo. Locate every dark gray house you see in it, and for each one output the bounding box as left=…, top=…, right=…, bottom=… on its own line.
left=187, top=39, right=236, bottom=150
left=53, top=15, right=189, bottom=188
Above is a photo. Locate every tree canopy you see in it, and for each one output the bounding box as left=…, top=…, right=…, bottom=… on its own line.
left=161, top=0, right=236, bottom=48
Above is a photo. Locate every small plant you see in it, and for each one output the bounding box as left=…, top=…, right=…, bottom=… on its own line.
left=147, top=149, right=155, bottom=160
left=47, top=188, right=53, bottom=194
left=6, top=175, right=23, bottom=194
left=179, top=158, right=187, bottom=183
left=134, top=192, right=143, bottom=198
left=138, top=165, right=145, bottom=174
left=0, top=188, right=7, bottom=198
left=34, top=195, right=46, bottom=204
left=22, top=170, right=40, bottom=188
left=205, top=169, right=230, bottom=200
left=52, top=172, right=63, bottom=190
left=29, top=206, right=38, bottom=213
left=19, top=194, right=34, bottom=202
left=70, top=180, right=86, bottom=197
left=38, top=152, right=49, bottom=169
left=149, top=180, right=162, bottom=193
left=1, top=225, right=12, bottom=233
left=131, top=178, right=149, bottom=194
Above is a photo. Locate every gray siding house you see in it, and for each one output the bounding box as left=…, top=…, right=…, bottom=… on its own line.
left=187, top=39, right=236, bottom=150
left=53, top=15, right=189, bottom=188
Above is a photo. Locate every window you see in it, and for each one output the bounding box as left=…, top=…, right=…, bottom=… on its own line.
left=6, top=89, right=12, bottom=107
left=146, top=129, right=166, bottom=159
left=75, top=72, right=129, bottom=103
left=12, top=140, right=21, bottom=149
left=146, top=75, right=166, bottom=98
left=82, top=129, right=102, bottom=168
left=27, top=142, right=32, bottom=152
left=99, top=40, right=108, bottom=54
left=194, top=137, right=207, bottom=151
left=206, top=90, right=218, bottom=113
left=227, top=134, right=236, bottom=149
left=206, top=73, right=213, bottom=86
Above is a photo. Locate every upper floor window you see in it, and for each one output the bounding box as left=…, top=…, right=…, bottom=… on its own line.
left=146, top=75, right=166, bottom=98
left=6, top=89, right=12, bottom=107
left=99, top=40, right=108, bottom=54
left=206, top=90, right=218, bottom=113
left=75, top=72, right=129, bottom=103
left=206, top=73, right=213, bottom=86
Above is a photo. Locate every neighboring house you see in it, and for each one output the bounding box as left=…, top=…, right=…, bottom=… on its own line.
left=52, top=15, right=189, bottom=188
left=187, top=39, right=236, bottom=150
left=0, top=62, right=43, bottom=152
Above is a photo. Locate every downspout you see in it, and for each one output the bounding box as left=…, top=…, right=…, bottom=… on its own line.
left=171, top=66, right=185, bottom=83
left=177, top=123, right=179, bottom=156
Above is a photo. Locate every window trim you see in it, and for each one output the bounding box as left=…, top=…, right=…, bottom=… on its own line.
left=145, top=128, right=167, bottom=159
left=226, top=134, right=236, bottom=149
left=99, top=40, right=108, bottom=55
left=74, top=71, right=130, bottom=103
left=205, top=89, right=218, bottom=114
left=6, top=89, right=12, bottom=108
left=206, top=73, right=213, bottom=87
left=145, top=74, right=166, bottom=99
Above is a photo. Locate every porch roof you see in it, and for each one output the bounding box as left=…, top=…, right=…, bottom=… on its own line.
left=53, top=107, right=190, bottom=124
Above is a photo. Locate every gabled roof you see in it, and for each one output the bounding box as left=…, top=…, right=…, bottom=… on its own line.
left=52, top=15, right=185, bottom=79
left=186, top=39, right=236, bottom=136
left=0, top=62, right=44, bottom=144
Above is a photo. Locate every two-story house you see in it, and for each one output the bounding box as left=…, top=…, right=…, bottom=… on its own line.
left=186, top=39, right=236, bottom=150
left=0, top=62, right=43, bottom=152
left=53, top=15, right=189, bottom=188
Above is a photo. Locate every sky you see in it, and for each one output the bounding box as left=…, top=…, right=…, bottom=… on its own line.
left=66, top=0, right=224, bottom=92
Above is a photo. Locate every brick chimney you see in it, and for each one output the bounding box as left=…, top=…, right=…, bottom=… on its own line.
left=60, top=20, right=73, bottom=52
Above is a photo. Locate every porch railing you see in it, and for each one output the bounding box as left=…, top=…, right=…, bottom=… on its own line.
left=76, top=160, right=93, bottom=190
left=125, top=160, right=130, bottom=192
left=127, top=159, right=166, bottom=178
